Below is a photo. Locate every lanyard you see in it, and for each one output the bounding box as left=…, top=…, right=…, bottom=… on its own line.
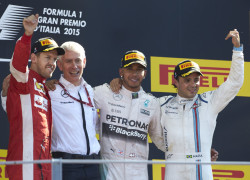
left=58, top=82, right=94, bottom=107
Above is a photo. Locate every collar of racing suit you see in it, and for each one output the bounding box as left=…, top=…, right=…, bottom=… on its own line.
left=121, top=85, right=144, bottom=99
left=175, top=94, right=199, bottom=109
left=29, top=69, right=46, bottom=83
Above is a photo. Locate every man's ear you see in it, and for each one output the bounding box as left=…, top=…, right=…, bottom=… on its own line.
left=30, top=53, right=37, bottom=64
left=119, top=68, right=123, bottom=77
left=173, top=78, right=178, bottom=87
left=83, top=58, right=86, bottom=68
left=143, top=70, right=147, bottom=79
left=57, top=59, right=63, bottom=71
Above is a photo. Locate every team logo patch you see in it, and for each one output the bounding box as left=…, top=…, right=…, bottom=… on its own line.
left=165, top=110, right=178, bottom=114
left=140, top=109, right=150, bottom=116
left=34, top=95, right=48, bottom=111
left=144, top=99, right=150, bottom=107
left=191, top=103, right=201, bottom=109
left=113, top=93, right=123, bottom=101
left=34, top=79, right=45, bottom=94
left=179, top=99, right=193, bottom=104
left=129, top=153, right=136, bottom=158
left=60, top=101, right=74, bottom=104
left=61, top=89, right=69, bottom=98
left=110, top=148, right=115, bottom=153
left=117, top=150, right=124, bottom=156
left=125, top=53, right=144, bottom=61
left=166, top=154, right=173, bottom=159
left=179, top=61, right=198, bottom=70
left=40, top=39, right=54, bottom=46
left=132, top=92, right=138, bottom=99
left=163, top=127, right=169, bottom=151
left=186, top=154, right=203, bottom=159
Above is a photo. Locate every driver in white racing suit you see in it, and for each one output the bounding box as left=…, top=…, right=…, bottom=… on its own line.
left=94, top=50, right=165, bottom=180
left=159, top=29, right=244, bottom=180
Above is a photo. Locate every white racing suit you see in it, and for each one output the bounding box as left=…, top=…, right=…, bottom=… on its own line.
left=94, top=84, right=165, bottom=180
left=159, top=49, right=244, bottom=180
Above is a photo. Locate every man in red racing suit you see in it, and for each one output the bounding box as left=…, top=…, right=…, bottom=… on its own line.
left=4, top=14, right=64, bottom=180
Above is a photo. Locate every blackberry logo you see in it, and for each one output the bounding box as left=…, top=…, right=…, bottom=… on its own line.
left=0, top=4, right=33, bottom=40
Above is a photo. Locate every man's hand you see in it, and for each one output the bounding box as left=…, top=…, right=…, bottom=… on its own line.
left=2, top=74, right=11, bottom=97
left=211, top=148, right=219, bottom=161
left=225, top=29, right=240, bottom=48
left=110, top=78, right=122, bottom=93
left=23, top=14, right=39, bottom=36
left=45, top=79, right=59, bottom=91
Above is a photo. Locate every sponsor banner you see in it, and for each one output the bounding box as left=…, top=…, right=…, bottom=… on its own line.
left=0, top=4, right=86, bottom=40
left=212, top=165, right=250, bottom=179
left=152, top=160, right=165, bottom=180
left=0, top=149, right=8, bottom=179
left=151, top=57, right=250, bottom=97
left=0, top=2, right=89, bottom=59
left=152, top=159, right=250, bottom=180
left=102, top=122, right=148, bottom=145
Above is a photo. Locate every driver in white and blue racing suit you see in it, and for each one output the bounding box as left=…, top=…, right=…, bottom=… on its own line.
left=159, top=29, right=244, bottom=180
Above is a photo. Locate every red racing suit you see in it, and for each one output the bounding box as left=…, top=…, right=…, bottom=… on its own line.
left=5, top=34, right=52, bottom=180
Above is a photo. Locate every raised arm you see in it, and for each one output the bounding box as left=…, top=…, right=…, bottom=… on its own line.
left=210, top=29, right=244, bottom=113
left=225, top=29, right=240, bottom=48
left=10, top=14, right=39, bottom=82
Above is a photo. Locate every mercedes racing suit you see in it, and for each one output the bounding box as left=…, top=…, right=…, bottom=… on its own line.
left=159, top=48, right=244, bottom=180
left=5, top=34, right=52, bottom=180
left=94, top=84, right=165, bottom=180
